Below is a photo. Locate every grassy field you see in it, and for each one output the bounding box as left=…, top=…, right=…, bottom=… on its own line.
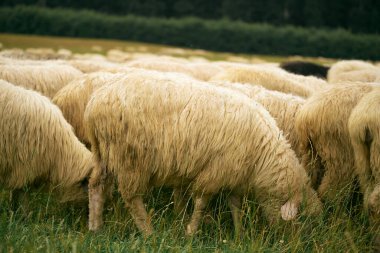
left=0, top=186, right=378, bottom=252
left=0, top=33, right=378, bottom=252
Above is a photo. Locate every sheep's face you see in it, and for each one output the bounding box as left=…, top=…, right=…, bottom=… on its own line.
left=58, top=178, right=89, bottom=203
left=281, top=188, right=322, bottom=221
left=368, top=185, right=380, bottom=223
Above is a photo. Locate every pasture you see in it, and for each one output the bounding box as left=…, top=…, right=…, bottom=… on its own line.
left=0, top=33, right=379, bottom=253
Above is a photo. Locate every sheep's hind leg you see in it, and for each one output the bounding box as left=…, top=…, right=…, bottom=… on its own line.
left=228, top=194, right=244, bottom=238
left=88, top=163, right=108, bottom=231
left=186, top=194, right=211, bottom=236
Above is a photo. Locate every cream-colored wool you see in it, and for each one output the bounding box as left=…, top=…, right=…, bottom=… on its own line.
left=126, top=58, right=221, bottom=81
left=327, top=60, right=378, bottom=83
left=348, top=88, right=380, bottom=220
left=210, top=65, right=326, bottom=98
left=85, top=72, right=321, bottom=236
left=329, top=68, right=380, bottom=83
left=52, top=72, right=125, bottom=146
left=126, top=58, right=198, bottom=79
left=67, top=59, right=121, bottom=73
left=295, top=83, right=375, bottom=201
left=187, top=62, right=224, bottom=81
left=0, top=80, right=94, bottom=202
left=210, top=81, right=305, bottom=159
left=0, top=63, right=83, bottom=98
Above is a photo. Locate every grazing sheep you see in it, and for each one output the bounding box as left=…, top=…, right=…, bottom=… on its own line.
left=295, top=83, right=375, bottom=201
left=327, top=60, right=379, bottom=83
left=126, top=58, right=198, bottom=79
left=280, top=61, right=330, bottom=79
left=52, top=72, right=125, bottom=146
left=210, top=65, right=326, bottom=98
left=67, top=59, right=121, bottom=73
left=187, top=62, right=224, bottom=81
left=85, top=72, right=321, bottom=236
left=210, top=81, right=305, bottom=159
left=0, top=63, right=83, bottom=98
left=0, top=80, right=94, bottom=203
left=126, top=58, right=222, bottom=81
left=348, top=88, right=380, bottom=220
left=329, top=68, right=380, bottom=84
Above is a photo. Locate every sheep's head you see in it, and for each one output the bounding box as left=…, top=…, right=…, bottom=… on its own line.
left=57, top=177, right=90, bottom=203
left=281, top=187, right=322, bottom=221
left=368, top=185, right=380, bottom=224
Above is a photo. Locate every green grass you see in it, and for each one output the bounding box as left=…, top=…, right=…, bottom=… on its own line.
left=0, top=33, right=337, bottom=65
left=0, top=187, right=379, bottom=252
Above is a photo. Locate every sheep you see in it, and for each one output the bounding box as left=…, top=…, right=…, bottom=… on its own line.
left=126, top=58, right=223, bottom=81
left=210, top=65, right=326, bottom=98
left=210, top=81, right=305, bottom=159
left=295, top=83, right=375, bottom=202
left=329, top=68, right=380, bottom=84
left=67, top=59, right=121, bottom=73
left=52, top=72, right=125, bottom=146
left=280, top=61, right=330, bottom=79
left=0, top=63, right=83, bottom=98
left=0, top=80, right=94, bottom=203
left=327, top=60, right=379, bottom=83
left=348, top=87, right=380, bottom=221
left=187, top=62, right=224, bottom=81
left=126, top=58, right=198, bottom=79
left=85, top=71, right=322, bottom=236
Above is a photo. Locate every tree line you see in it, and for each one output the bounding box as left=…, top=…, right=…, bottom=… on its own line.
left=2, top=0, right=379, bottom=34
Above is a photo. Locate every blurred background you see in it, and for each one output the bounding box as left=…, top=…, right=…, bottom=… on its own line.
left=0, top=1, right=379, bottom=59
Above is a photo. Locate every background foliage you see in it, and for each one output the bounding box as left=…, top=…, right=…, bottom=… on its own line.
left=1, top=0, right=380, bottom=34
left=1, top=6, right=380, bottom=60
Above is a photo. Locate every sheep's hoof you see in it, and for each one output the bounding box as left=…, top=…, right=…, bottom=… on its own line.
left=185, top=225, right=197, bottom=237
left=89, top=221, right=103, bottom=232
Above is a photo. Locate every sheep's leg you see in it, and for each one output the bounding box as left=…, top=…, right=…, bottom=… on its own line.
left=88, top=163, right=108, bottom=231
left=10, top=188, right=29, bottom=215
left=228, top=194, right=244, bottom=238
left=173, top=187, right=189, bottom=215
left=124, top=196, right=153, bottom=236
left=186, top=194, right=210, bottom=236
left=317, top=163, right=353, bottom=202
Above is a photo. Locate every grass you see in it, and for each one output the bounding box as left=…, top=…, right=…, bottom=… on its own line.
left=0, top=33, right=337, bottom=64
left=0, top=186, right=379, bottom=252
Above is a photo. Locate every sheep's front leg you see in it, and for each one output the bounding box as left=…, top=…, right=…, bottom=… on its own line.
left=89, top=163, right=108, bottom=231
left=186, top=194, right=210, bottom=236
left=228, top=194, right=244, bottom=238
left=125, top=196, right=153, bottom=236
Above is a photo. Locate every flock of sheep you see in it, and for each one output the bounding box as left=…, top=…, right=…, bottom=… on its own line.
left=0, top=48, right=380, bottom=239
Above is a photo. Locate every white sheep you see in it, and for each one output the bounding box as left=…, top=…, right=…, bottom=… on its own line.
left=0, top=63, right=83, bottom=98
left=85, top=71, right=321, bottom=236
left=327, top=60, right=380, bottom=83
left=210, top=81, right=305, bottom=159
left=52, top=71, right=125, bottom=146
left=210, top=65, right=326, bottom=98
left=348, top=87, right=380, bottom=221
left=67, top=59, right=121, bottom=73
left=295, top=82, right=375, bottom=201
left=0, top=80, right=94, bottom=203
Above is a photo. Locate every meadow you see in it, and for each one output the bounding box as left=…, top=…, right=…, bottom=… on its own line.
left=0, top=33, right=379, bottom=253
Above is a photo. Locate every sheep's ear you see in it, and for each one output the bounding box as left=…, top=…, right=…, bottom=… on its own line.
left=281, top=201, right=299, bottom=221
